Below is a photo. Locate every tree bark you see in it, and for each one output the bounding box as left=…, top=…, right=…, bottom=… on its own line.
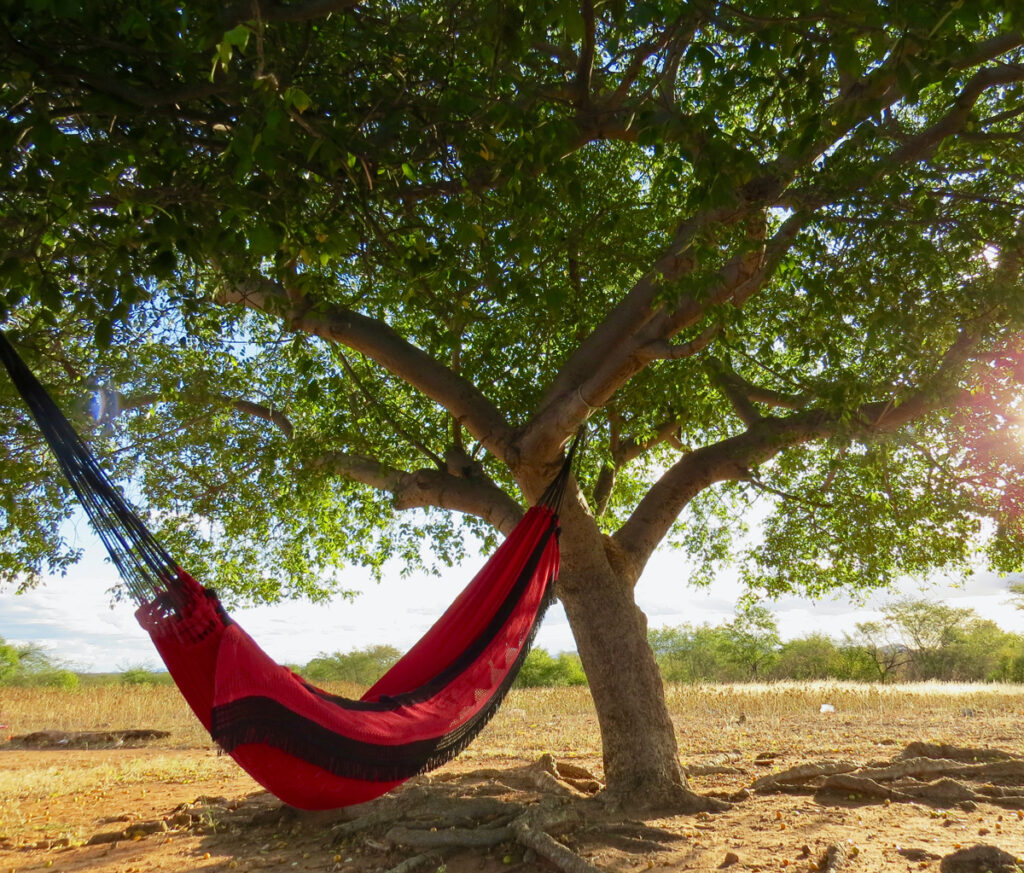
left=552, top=491, right=711, bottom=812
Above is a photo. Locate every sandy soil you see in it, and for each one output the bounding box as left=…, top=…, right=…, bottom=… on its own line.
left=1, top=707, right=1023, bottom=872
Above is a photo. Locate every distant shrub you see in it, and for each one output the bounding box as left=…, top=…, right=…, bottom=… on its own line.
left=301, top=645, right=402, bottom=685
left=771, top=634, right=845, bottom=680
left=515, top=648, right=588, bottom=687
left=7, top=668, right=79, bottom=689
left=0, top=637, right=78, bottom=688
left=120, top=667, right=171, bottom=686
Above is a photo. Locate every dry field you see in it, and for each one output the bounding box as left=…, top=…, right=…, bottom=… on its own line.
left=1, top=681, right=1023, bottom=872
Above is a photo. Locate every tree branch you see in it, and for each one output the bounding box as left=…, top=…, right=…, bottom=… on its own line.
left=520, top=199, right=755, bottom=461
left=521, top=206, right=802, bottom=464
left=785, top=60, right=1024, bottom=211
left=705, top=358, right=761, bottom=427
left=97, top=390, right=296, bottom=440
left=889, top=63, right=1024, bottom=166
left=334, top=349, right=443, bottom=468
left=703, top=355, right=811, bottom=419
left=519, top=32, right=1021, bottom=463
left=101, top=383, right=519, bottom=531
left=230, top=399, right=295, bottom=439
left=574, top=0, right=595, bottom=108
left=2, top=33, right=234, bottom=110
left=606, top=28, right=678, bottom=109
left=640, top=322, right=721, bottom=361
left=613, top=330, right=997, bottom=580
left=777, top=30, right=1023, bottom=174
left=593, top=418, right=684, bottom=516
left=215, top=275, right=514, bottom=460
left=614, top=419, right=685, bottom=467
left=311, top=452, right=522, bottom=534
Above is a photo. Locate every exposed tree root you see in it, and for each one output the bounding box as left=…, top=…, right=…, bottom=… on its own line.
left=511, top=813, right=604, bottom=873
left=753, top=742, right=1024, bottom=812
left=898, top=742, right=1017, bottom=763
left=384, top=852, right=439, bottom=873
left=62, top=753, right=729, bottom=873
left=585, top=821, right=684, bottom=855
left=751, top=760, right=858, bottom=791
left=601, top=780, right=732, bottom=816
left=824, top=773, right=903, bottom=801
left=381, top=799, right=604, bottom=873
left=322, top=754, right=723, bottom=873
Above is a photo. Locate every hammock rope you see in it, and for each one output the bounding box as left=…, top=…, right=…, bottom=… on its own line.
left=0, top=329, right=576, bottom=809
left=0, top=331, right=178, bottom=605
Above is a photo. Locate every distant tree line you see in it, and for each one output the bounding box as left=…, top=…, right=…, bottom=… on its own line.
left=5, top=587, right=1022, bottom=689
left=293, top=643, right=588, bottom=688
left=291, top=591, right=1024, bottom=688
left=650, top=596, right=1024, bottom=684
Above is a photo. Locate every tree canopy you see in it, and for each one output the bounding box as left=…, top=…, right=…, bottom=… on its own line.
left=3, top=0, right=1024, bottom=600
left=3, top=0, right=1024, bottom=808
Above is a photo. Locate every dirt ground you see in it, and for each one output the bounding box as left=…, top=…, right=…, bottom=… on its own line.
left=1, top=699, right=1023, bottom=872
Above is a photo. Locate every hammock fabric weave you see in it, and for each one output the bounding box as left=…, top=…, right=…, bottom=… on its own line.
left=0, top=330, right=566, bottom=809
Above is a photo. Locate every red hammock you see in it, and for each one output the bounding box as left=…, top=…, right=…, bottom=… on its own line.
left=0, top=330, right=566, bottom=809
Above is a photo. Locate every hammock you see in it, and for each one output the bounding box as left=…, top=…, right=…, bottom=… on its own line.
left=0, top=330, right=569, bottom=810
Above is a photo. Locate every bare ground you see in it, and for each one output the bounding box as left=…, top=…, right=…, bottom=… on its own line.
left=1, top=688, right=1023, bottom=872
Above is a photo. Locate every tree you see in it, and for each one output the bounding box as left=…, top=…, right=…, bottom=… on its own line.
left=722, top=604, right=781, bottom=679
left=881, top=598, right=977, bottom=679
left=771, top=633, right=844, bottom=681
left=0, top=638, right=21, bottom=682
left=3, top=1, right=1024, bottom=810
left=648, top=623, right=737, bottom=682
left=0, top=636, right=79, bottom=688
left=1010, top=581, right=1024, bottom=610
left=846, top=620, right=909, bottom=683
left=943, top=618, right=1023, bottom=681
left=515, top=648, right=588, bottom=687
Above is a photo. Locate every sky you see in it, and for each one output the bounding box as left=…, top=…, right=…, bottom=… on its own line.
left=1, top=516, right=1023, bottom=672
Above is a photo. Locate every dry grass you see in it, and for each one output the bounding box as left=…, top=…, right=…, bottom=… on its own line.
left=0, top=679, right=370, bottom=749
left=666, top=679, right=1024, bottom=720
left=0, top=685, right=209, bottom=748
left=0, top=751, right=243, bottom=800
left=2, top=680, right=1021, bottom=774
left=2, top=681, right=1022, bottom=872
left=429, top=681, right=1024, bottom=768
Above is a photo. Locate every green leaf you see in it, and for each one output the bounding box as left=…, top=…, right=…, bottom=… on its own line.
left=284, top=86, right=312, bottom=113
left=222, top=24, right=251, bottom=50
left=248, top=224, right=279, bottom=256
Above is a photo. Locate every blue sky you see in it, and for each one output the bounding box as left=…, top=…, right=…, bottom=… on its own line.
left=2, top=520, right=1022, bottom=672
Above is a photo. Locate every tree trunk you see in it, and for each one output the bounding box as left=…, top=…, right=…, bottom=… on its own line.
left=552, top=492, right=721, bottom=813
